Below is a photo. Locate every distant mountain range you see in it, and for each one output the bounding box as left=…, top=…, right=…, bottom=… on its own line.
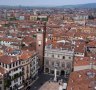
left=57, top=3, right=96, bottom=8
left=0, top=3, right=96, bottom=8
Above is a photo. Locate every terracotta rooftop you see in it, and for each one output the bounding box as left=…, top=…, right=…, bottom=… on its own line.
left=74, top=43, right=85, bottom=53
left=87, top=41, right=96, bottom=47
left=67, top=69, right=96, bottom=90
left=0, top=55, right=18, bottom=64
left=19, top=50, right=36, bottom=60
left=74, top=57, right=96, bottom=66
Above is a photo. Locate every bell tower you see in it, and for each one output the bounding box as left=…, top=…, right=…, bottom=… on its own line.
left=36, top=23, right=46, bottom=69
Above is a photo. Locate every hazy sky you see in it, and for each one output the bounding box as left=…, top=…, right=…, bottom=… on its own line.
left=0, top=0, right=96, bottom=6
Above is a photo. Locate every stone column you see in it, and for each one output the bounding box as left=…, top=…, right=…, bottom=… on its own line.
left=54, top=68, right=57, bottom=81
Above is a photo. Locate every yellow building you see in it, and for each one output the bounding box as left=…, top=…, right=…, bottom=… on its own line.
left=20, top=50, right=39, bottom=86
left=30, top=15, right=38, bottom=21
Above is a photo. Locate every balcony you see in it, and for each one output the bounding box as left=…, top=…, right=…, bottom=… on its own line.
left=11, top=72, right=24, bottom=80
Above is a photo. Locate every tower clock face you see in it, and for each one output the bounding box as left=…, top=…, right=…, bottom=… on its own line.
left=38, top=41, right=42, bottom=45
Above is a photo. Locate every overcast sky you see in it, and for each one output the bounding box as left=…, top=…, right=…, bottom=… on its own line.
left=0, top=0, right=96, bottom=6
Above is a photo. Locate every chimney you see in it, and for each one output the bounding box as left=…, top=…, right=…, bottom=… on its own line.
left=17, top=56, right=19, bottom=60
left=80, top=58, right=83, bottom=60
left=72, top=80, right=73, bottom=83
left=71, top=87, right=73, bottom=90
left=11, top=58, right=13, bottom=63
left=94, top=86, right=96, bottom=90
left=79, top=74, right=82, bottom=78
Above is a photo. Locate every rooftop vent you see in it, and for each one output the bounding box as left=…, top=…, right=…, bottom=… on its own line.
left=87, top=71, right=95, bottom=78
left=71, top=87, right=73, bottom=90
left=12, top=50, right=21, bottom=55
left=80, top=58, right=83, bottom=60
left=79, top=74, right=82, bottom=78
left=11, top=58, right=13, bottom=63
left=77, top=45, right=79, bottom=47
left=94, top=86, right=96, bottom=90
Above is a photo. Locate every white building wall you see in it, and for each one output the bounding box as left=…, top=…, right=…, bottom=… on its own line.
left=11, top=77, right=22, bottom=88
left=9, top=68, right=22, bottom=76
left=74, top=65, right=90, bottom=71
left=74, top=53, right=85, bottom=57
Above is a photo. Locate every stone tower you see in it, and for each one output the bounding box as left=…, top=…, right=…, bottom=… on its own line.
left=36, top=23, right=46, bottom=69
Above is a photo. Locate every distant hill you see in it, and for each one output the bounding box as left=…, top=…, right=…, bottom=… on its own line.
left=0, top=3, right=96, bottom=9
left=57, top=3, right=96, bottom=8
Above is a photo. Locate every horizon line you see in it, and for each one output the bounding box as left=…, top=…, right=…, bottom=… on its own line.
left=0, top=2, right=96, bottom=7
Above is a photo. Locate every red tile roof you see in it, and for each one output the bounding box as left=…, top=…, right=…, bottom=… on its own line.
left=0, top=55, right=18, bottom=64
left=67, top=69, right=96, bottom=90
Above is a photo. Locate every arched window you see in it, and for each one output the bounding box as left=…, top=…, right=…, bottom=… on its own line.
left=55, top=62, right=60, bottom=67
left=62, top=63, right=65, bottom=68
left=67, top=62, right=71, bottom=69
left=45, top=68, right=49, bottom=73
left=62, top=56, right=65, bottom=59
left=51, top=61, right=54, bottom=66
left=45, top=60, right=49, bottom=65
